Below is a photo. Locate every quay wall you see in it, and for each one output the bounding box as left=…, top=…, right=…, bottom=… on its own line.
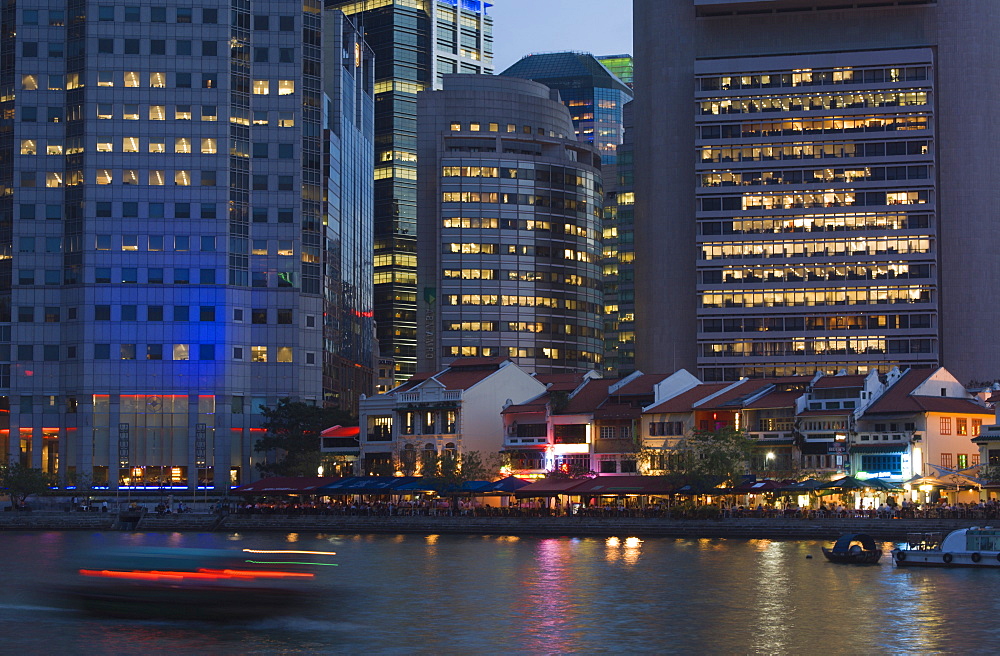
left=0, top=513, right=990, bottom=541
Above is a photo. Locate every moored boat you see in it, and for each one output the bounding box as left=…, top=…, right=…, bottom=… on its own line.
left=892, top=527, right=1000, bottom=568
left=822, top=533, right=882, bottom=564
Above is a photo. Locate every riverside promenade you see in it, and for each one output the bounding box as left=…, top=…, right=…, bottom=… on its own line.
left=0, top=511, right=987, bottom=541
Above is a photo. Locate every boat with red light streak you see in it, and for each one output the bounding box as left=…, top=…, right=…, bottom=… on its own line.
left=53, top=547, right=332, bottom=621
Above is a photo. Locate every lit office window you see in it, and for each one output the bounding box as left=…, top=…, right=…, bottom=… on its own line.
left=45, top=172, right=63, bottom=188
left=253, top=80, right=269, bottom=95
left=20, top=140, right=36, bottom=155
left=173, top=344, right=189, bottom=361
left=251, top=346, right=268, bottom=362
left=201, top=138, right=217, bottom=154
left=174, top=138, right=192, bottom=154
left=123, top=105, right=139, bottom=120
left=122, top=137, right=139, bottom=153
left=96, top=137, right=113, bottom=152
left=175, top=105, right=192, bottom=120
left=174, top=170, right=191, bottom=186
left=123, top=71, right=139, bottom=87
left=96, top=169, right=113, bottom=185
left=148, top=170, right=165, bottom=185
left=149, top=105, right=165, bottom=120
left=277, top=347, right=292, bottom=363
left=21, top=75, right=38, bottom=90
left=150, top=72, right=166, bottom=88
left=277, top=80, right=294, bottom=95
left=278, top=112, right=294, bottom=127
left=122, top=169, right=138, bottom=185
left=97, top=71, right=113, bottom=87
left=148, top=141, right=165, bottom=153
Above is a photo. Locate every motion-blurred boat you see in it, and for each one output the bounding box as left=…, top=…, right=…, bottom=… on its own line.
left=54, top=547, right=328, bottom=621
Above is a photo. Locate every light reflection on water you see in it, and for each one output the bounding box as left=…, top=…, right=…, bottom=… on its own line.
left=2, top=531, right=1000, bottom=654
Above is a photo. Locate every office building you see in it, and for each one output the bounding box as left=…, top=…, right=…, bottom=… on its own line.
left=3, top=1, right=374, bottom=488
left=500, top=51, right=633, bottom=166
left=596, top=54, right=633, bottom=89
left=328, top=0, right=495, bottom=384
left=416, top=75, right=603, bottom=373
left=635, top=0, right=1000, bottom=384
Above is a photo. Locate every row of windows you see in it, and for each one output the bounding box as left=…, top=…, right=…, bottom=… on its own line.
left=700, top=190, right=930, bottom=212
left=17, top=105, right=293, bottom=124
left=698, top=139, right=930, bottom=163
left=440, top=166, right=595, bottom=188
left=442, top=321, right=600, bottom=337
left=699, top=212, right=930, bottom=235
left=700, top=314, right=933, bottom=334
left=444, top=295, right=600, bottom=312
left=704, top=263, right=932, bottom=284
left=699, top=166, right=929, bottom=188
left=700, top=287, right=931, bottom=309
left=23, top=72, right=294, bottom=94
left=441, top=218, right=597, bottom=238
left=92, top=6, right=220, bottom=23
left=441, top=269, right=600, bottom=288
left=700, top=237, right=933, bottom=260
left=19, top=305, right=303, bottom=325
left=445, top=345, right=601, bottom=363
left=701, top=337, right=936, bottom=358
left=699, top=115, right=929, bottom=141
left=939, top=417, right=985, bottom=437
left=21, top=138, right=291, bottom=157
left=648, top=421, right=686, bottom=437
left=598, top=426, right=633, bottom=440
left=442, top=192, right=595, bottom=213
left=697, top=66, right=930, bottom=92
left=9, top=343, right=306, bottom=364
left=449, top=122, right=566, bottom=139
left=20, top=170, right=295, bottom=190
left=699, top=91, right=928, bottom=116
left=16, top=202, right=294, bottom=223
left=18, top=267, right=220, bottom=286
left=445, top=243, right=597, bottom=262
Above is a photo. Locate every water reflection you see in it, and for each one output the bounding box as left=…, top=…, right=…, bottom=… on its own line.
left=2, top=532, right=999, bottom=653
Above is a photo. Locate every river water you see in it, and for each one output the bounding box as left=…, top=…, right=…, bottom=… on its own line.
left=1, top=530, right=997, bottom=654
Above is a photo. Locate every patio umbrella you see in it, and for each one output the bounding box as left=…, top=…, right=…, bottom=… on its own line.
left=818, top=476, right=869, bottom=491
left=861, top=478, right=902, bottom=491
left=778, top=478, right=825, bottom=493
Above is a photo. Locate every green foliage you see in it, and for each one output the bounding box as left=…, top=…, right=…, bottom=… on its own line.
left=425, top=450, right=502, bottom=487
left=254, top=398, right=355, bottom=477
left=681, top=426, right=755, bottom=486
left=978, top=466, right=1000, bottom=483
left=0, top=463, right=55, bottom=509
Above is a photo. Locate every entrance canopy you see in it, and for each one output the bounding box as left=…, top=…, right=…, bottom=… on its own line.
left=515, top=478, right=591, bottom=498
left=317, top=476, right=421, bottom=494
left=569, top=476, right=678, bottom=496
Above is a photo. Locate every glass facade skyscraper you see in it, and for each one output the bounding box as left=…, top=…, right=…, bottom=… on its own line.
left=596, top=54, right=633, bottom=89
left=500, top=52, right=632, bottom=166
left=635, top=0, right=1000, bottom=385
left=3, top=1, right=374, bottom=489
left=328, top=0, right=494, bottom=384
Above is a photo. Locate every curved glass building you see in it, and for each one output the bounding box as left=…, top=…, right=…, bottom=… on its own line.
left=416, top=75, right=603, bottom=374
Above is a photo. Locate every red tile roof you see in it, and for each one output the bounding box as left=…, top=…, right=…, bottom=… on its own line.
left=562, top=379, right=616, bottom=414
left=699, top=379, right=769, bottom=408
left=535, top=372, right=591, bottom=392
left=742, top=390, right=803, bottom=409
left=798, top=409, right=853, bottom=417
left=434, top=367, right=503, bottom=390
left=501, top=401, right=549, bottom=415
left=813, top=375, right=866, bottom=389
left=863, top=369, right=935, bottom=414
left=593, top=403, right=641, bottom=420
left=612, top=373, right=672, bottom=396
left=644, top=383, right=731, bottom=414
left=909, top=397, right=993, bottom=415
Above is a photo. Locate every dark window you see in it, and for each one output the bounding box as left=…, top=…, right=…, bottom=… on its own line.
left=173, top=306, right=190, bottom=321
left=22, top=42, right=38, bottom=57
left=200, top=204, right=216, bottom=219
left=174, top=269, right=190, bottom=284
left=253, top=175, right=268, bottom=190
left=148, top=268, right=164, bottom=284
left=17, top=307, right=34, bottom=322
left=199, top=269, right=215, bottom=284
left=124, top=39, right=140, bottom=55
left=277, top=309, right=293, bottom=324
left=94, top=344, right=111, bottom=359
left=47, top=42, right=63, bottom=57
left=202, top=8, right=218, bottom=23
left=198, top=344, right=215, bottom=360
left=151, top=7, right=166, bottom=22
left=17, top=345, right=33, bottom=361
left=253, top=208, right=268, bottom=223
left=202, top=41, right=217, bottom=57
left=148, top=306, right=164, bottom=321
left=122, top=202, right=138, bottom=217
left=176, top=8, right=192, bottom=23
left=94, top=306, right=111, bottom=321
left=121, top=268, right=138, bottom=284
left=252, top=309, right=267, bottom=324
left=278, top=208, right=293, bottom=223
left=254, top=47, right=269, bottom=63
left=124, top=6, right=140, bottom=21
left=176, top=40, right=192, bottom=56
left=199, top=306, right=215, bottom=321
left=277, top=175, right=293, bottom=191
left=279, top=48, right=294, bottom=63
left=121, top=305, right=137, bottom=321
left=147, top=344, right=163, bottom=360
left=253, top=15, right=269, bottom=30
left=174, top=203, right=191, bottom=219
left=278, top=143, right=293, bottom=159
left=176, top=72, right=191, bottom=88
left=252, top=143, right=268, bottom=158
left=95, top=268, right=111, bottom=284
left=98, top=6, right=114, bottom=21
left=279, top=16, right=294, bottom=31
left=43, top=345, right=60, bottom=362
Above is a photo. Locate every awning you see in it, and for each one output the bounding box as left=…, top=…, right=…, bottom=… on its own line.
left=233, top=476, right=341, bottom=494
left=850, top=445, right=908, bottom=454
left=515, top=478, right=591, bottom=497
left=732, top=479, right=786, bottom=494
left=321, top=425, right=360, bottom=438
left=317, top=476, right=422, bottom=494
left=569, top=476, right=677, bottom=496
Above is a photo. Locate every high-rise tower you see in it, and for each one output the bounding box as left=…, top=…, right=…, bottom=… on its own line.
left=328, top=0, right=494, bottom=384
left=416, top=75, right=603, bottom=374
left=3, top=1, right=374, bottom=488
left=635, top=0, right=1000, bottom=383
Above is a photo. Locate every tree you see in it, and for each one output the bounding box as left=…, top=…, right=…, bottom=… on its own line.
left=254, top=398, right=355, bottom=477
left=680, top=426, right=756, bottom=486
left=0, top=463, right=55, bottom=510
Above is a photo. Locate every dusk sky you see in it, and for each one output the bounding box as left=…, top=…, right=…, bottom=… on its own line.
left=488, top=0, right=634, bottom=72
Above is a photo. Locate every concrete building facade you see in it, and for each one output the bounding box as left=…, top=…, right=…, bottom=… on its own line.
left=634, top=0, right=1000, bottom=384
left=416, top=75, right=604, bottom=374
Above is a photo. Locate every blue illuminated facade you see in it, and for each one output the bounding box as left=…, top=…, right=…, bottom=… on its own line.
left=3, top=1, right=374, bottom=489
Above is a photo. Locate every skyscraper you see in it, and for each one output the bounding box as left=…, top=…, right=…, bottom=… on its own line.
left=328, top=0, right=495, bottom=384
left=500, top=52, right=633, bottom=166
left=596, top=54, right=634, bottom=90
left=635, top=0, right=1000, bottom=384
left=416, top=75, right=604, bottom=374
left=500, top=52, right=635, bottom=377
left=3, top=1, right=374, bottom=489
